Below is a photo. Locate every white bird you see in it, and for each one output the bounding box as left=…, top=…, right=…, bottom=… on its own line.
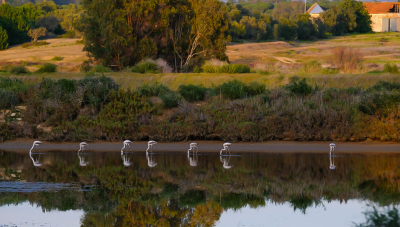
left=220, top=156, right=233, bottom=169
left=146, top=153, right=157, bottom=168
left=78, top=152, right=89, bottom=166
left=29, top=141, right=43, bottom=154
left=146, top=140, right=157, bottom=153
left=188, top=153, right=198, bottom=167
left=329, top=154, right=336, bottom=170
left=78, top=142, right=88, bottom=153
left=329, top=143, right=336, bottom=154
left=121, top=140, right=132, bottom=154
left=29, top=152, right=42, bottom=167
left=220, top=142, right=232, bottom=155
left=188, top=142, right=198, bottom=154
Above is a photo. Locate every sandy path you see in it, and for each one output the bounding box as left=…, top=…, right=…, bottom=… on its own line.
left=1, top=139, right=400, bottom=154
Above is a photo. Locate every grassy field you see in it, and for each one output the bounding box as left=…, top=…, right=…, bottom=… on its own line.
left=1, top=72, right=399, bottom=90
left=0, top=33, right=399, bottom=89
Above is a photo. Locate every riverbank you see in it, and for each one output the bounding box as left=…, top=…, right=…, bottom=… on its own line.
left=1, top=139, right=400, bottom=153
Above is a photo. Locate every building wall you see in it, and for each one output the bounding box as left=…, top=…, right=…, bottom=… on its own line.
left=370, top=13, right=400, bottom=32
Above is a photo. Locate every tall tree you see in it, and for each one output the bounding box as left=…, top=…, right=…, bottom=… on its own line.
left=340, top=0, right=372, bottom=33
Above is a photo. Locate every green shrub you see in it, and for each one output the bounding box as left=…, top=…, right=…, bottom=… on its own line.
left=0, top=26, right=8, bottom=50
left=57, top=30, right=75, bottom=38
left=51, top=56, right=63, bottom=61
left=383, top=63, right=399, bottom=74
left=137, top=82, right=170, bottom=97
left=217, top=79, right=248, bottom=99
left=0, top=78, right=29, bottom=108
left=131, top=61, right=159, bottom=73
left=10, top=66, right=29, bottom=75
left=193, top=66, right=202, bottom=73
left=285, top=78, right=313, bottom=96
left=245, top=82, right=266, bottom=96
left=91, top=65, right=112, bottom=73
left=21, top=41, right=48, bottom=48
left=36, top=63, right=57, bottom=73
left=0, top=89, right=18, bottom=109
left=161, top=92, right=181, bottom=108
left=301, top=60, right=322, bottom=74
left=178, top=84, right=207, bottom=102
left=80, top=61, right=92, bottom=72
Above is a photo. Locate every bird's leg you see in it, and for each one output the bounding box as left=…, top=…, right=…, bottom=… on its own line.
left=227, top=147, right=231, bottom=156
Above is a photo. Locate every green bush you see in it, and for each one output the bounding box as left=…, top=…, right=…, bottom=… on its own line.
left=193, top=66, right=202, bottom=73
left=91, top=65, right=112, bottom=73
left=36, top=63, right=57, bottom=73
left=57, top=30, right=75, bottom=38
left=80, top=61, right=92, bottom=72
left=51, top=56, right=63, bottom=61
left=0, top=78, right=29, bottom=109
left=218, top=79, right=248, bottom=99
left=137, top=82, right=170, bottom=97
left=131, top=61, right=159, bottom=74
left=301, top=60, right=322, bottom=74
left=383, top=63, right=399, bottom=74
left=0, top=26, right=8, bottom=50
left=245, top=82, right=266, bottom=96
left=285, top=78, right=313, bottom=96
left=178, top=84, right=207, bottom=102
left=0, top=89, right=18, bottom=109
left=202, top=64, right=250, bottom=73
left=21, top=41, right=48, bottom=48
left=161, top=92, right=181, bottom=108
left=10, top=66, right=29, bottom=75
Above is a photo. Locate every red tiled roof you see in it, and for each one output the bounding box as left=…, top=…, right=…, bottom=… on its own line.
left=363, top=2, right=397, bottom=14
left=307, top=3, right=318, bottom=13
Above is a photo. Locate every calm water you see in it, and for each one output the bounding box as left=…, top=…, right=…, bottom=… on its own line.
left=0, top=150, right=399, bottom=226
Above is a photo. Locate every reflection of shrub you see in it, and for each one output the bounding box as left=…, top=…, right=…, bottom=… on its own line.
left=10, top=66, right=29, bottom=75
left=137, top=82, right=170, bottom=97
left=36, top=63, right=57, bottom=73
left=383, top=63, right=399, bottom=74
left=131, top=60, right=159, bottom=73
left=285, top=78, right=313, bottom=96
left=355, top=205, right=400, bottom=227
left=178, top=190, right=206, bottom=208
left=178, top=84, right=207, bottom=102
left=160, top=92, right=181, bottom=108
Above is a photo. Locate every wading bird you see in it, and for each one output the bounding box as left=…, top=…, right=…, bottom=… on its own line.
left=29, top=141, right=43, bottom=154
left=29, top=152, right=42, bottom=167
left=220, top=156, right=233, bottom=169
left=329, top=143, right=336, bottom=154
left=146, top=140, right=157, bottom=154
left=188, top=142, right=198, bottom=154
left=121, top=140, right=132, bottom=154
left=220, top=142, right=232, bottom=155
left=329, top=154, right=336, bottom=170
left=78, top=142, right=88, bottom=153
left=78, top=152, right=89, bottom=167
left=146, top=152, right=157, bottom=168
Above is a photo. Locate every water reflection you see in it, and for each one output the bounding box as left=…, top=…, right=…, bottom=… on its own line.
left=146, top=152, right=157, bottom=167
left=188, top=153, right=198, bottom=167
left=329, top=154, right=336, bottom=170
left=29, top=152, right=43, bottom=167
left=1, top=151, right=400, bottom=226
left=78, top=152, right=89, bottom=167
left=220, top=155, right=233, bottom=169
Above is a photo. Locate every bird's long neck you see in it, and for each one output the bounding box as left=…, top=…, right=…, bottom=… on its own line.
left=30, top=144, right=35, bottom=153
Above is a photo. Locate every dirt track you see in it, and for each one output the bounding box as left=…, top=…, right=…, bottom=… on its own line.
left=1, top=139, right=400, bottom=154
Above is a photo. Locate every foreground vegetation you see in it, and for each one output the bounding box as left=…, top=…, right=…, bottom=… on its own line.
left=1, top=75, right=400, bottom=143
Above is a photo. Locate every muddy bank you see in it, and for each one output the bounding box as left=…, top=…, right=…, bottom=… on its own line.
left=1, top=139, right=400, bottom=154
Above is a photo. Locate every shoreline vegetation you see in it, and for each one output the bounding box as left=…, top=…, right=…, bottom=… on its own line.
left=1, top=75, right=400, bottom=144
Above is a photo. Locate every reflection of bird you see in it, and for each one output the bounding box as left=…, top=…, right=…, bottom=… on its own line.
left=188, top=142, right=198, bottom=154
left=29, top=152, right=42, bottom=167
left=220, top=142, right=231, bottom=155
left=78, top=142, right=88, bottom=153
left=146, top=152, right=157, bottom=168
left=30, top=141, right=43, bottom=154
left=188, top=153, right=198, bottom=167
left=329, top=154, right=336, bottom=170
left=220, top=156, right=233, bottom=169
left=121, top=140, right=132, bottom=154
left=146, top=140, right=157, bottom=154
left=329, top=143, right=336, bottom=154
left=122, top=153, right=132, bottom=167
left=78, top=152, right=89, bottom=166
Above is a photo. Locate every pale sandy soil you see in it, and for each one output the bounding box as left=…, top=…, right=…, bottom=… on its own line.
left=1, top=138, right=400, bottom=154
